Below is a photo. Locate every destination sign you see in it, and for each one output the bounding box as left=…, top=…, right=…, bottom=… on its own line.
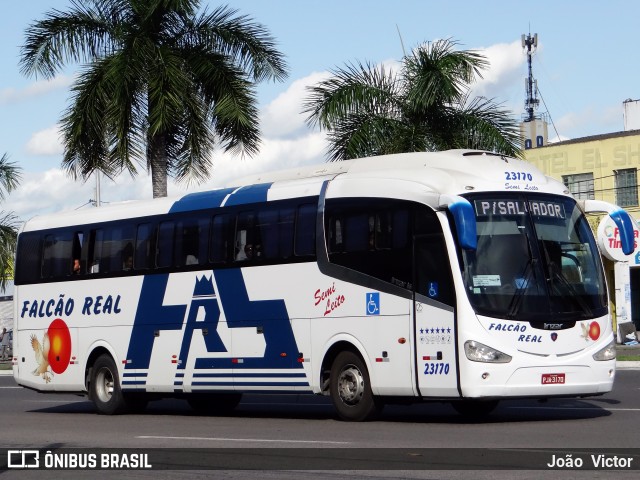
left=474, top=200, right=566, bottom=219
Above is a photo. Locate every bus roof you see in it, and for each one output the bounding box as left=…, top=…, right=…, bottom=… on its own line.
left=21, top=150, right=568, bottom=232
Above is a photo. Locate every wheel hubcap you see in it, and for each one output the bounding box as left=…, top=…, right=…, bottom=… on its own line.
left=337, top=364, right=365, bottom=405
left=96, top=368, right=114, bottom=403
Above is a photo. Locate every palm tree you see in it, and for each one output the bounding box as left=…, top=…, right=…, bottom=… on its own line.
left=304, top=38, right=522, bottom=161
left=20, top=0, right=288, bottom=198
left=0, top=154, right=22, bottom=290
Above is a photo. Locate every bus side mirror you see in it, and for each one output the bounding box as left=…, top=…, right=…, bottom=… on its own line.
left=440, top=195, right=477, bottom=251
left=582, top=200, right=635, bottom=256
left=608, top=209, right=635, bottom=255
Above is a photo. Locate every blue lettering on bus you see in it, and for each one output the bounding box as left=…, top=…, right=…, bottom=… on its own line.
left=209, top=269, right=300, bottom=369
left=177, top=276, right=226, bottom=366
left=81, top=295, right=122, bottom=315
left=125, top=275, right=187, bottom=369
left=488, top=322, right=526, bottom=332
left=125, top=268, right=301, bottom=374
left=20, top=295, right=121, bottom=319
left=518, top=334, right=542, bottom=343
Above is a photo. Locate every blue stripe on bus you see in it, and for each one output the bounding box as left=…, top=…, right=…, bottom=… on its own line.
left=192, top=372, right=307, bottom=378
left=169, top=187, right=236, bottom=213
left=223, top=183, right=272, bottom=206
left=192, top=382, right=309, bottom=387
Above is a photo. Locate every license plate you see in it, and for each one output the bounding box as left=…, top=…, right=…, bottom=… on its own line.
left=541, top=373, right=565, bottom=384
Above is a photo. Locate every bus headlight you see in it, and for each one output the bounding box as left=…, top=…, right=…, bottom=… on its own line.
left=593, top=338, right=616, bottom=361
left=464, top=340, right=512, bottom=363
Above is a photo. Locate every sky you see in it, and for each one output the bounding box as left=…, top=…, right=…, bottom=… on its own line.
left=1, top=0, right=639, bottom=222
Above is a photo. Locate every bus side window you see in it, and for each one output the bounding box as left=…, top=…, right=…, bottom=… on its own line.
left=15, top=232, right=42, bottom=284
left=72, top=231, right=84, bottom=275
left=42, top=232, right=73, bottom=278
left=325, top=199, right=415, bottom=289
left=103, top=225, right=134, bottom=273
left=210, top=214, right=234, bottom=264
left=176, top=217, right=208, bottom=267
left=134, top=223, right=154, bottom=270
left=156, top=221, right=175, bottom=268
left=376, top=209, right=409, bottom=250
left=278, top=208, right=295, bottom=259
left=327, top=217, right=344, bottom=253
left=295, top=203, right=316, bottom=256
left=344, top=213, right=371, bottom=252
left=194, top=217, right=209, bottom=265
left=258, top=207, right=294, bottom=260
left=88, top=229, right=104, bottom=273
left=235, top=211, right=259, bottom=261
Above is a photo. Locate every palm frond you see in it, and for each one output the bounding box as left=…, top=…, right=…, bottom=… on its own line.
left=22, top=0, right=288, bottom=197
left=403, top=38, right=488, bottom=111
left=303, top=37, right=521, bottom=161
left=19, top=0, right=125, bottom=78
left=0, top=154, right=22, bottom=201
left=452, top=95, right=523, bottom=157
left=0, top=211, right=19, bottom=290
left=191, top=5, right=288, bottom=82
left=303, top=61, right=399, bottom=130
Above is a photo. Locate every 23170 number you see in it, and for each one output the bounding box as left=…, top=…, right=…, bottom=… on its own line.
left=505, top=171, right=533, bottom=181
left=424, top=362, right=450, bottom=375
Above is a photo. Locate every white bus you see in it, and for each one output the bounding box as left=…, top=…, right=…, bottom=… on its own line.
left=12, top=150, right=635, bottom=421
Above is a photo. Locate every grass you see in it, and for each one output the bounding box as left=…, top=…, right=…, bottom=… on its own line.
left=617, top=355, right=640, bottom=361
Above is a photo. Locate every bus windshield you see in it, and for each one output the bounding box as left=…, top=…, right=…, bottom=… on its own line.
left=460, top=193, right=607, bottom=322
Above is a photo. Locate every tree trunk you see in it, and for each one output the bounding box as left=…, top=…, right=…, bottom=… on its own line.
left=148, top=133, right=168, bottom=198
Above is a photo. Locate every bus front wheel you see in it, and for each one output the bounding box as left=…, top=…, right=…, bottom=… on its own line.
left=330, top=351, right=382, bottom=421
left=89, top=354, right=127, bottom=415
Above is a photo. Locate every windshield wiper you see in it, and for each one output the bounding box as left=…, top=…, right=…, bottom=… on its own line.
left=506, top=232, right=537, bottom=319
left=505, top=259, right=533, bottom=319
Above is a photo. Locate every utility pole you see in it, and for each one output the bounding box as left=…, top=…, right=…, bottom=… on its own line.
left=94, top=170, right=101, bottom=207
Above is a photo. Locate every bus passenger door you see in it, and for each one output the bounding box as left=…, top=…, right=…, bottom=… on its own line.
left=413, top=235, right=459, bottom=397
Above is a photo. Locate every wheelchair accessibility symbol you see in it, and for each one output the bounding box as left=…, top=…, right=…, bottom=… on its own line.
left=366, top=292, right=380, bottom=315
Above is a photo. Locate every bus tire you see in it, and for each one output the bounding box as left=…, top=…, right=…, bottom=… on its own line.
left=187, top=393, right=242, bottom=415
left=451, top=399, right=499, bottom=418
left=89, top=354, right=127, bottom=415
left=330, top=350, right=382, bottom=421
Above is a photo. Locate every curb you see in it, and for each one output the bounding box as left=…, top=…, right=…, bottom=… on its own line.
left=615, top=361, right=640, bottom=369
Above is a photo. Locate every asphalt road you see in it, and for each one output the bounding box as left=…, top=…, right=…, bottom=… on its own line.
left=0, top=367, right=639, bottom=480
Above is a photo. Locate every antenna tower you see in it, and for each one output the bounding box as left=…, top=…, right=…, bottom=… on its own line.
left=522, top=32, right=539, bottom=122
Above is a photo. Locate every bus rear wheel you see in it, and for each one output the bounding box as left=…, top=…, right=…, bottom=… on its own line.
left=330, top=351, right=382, bottom=421
left=89, top=354, right=127, bottom=415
